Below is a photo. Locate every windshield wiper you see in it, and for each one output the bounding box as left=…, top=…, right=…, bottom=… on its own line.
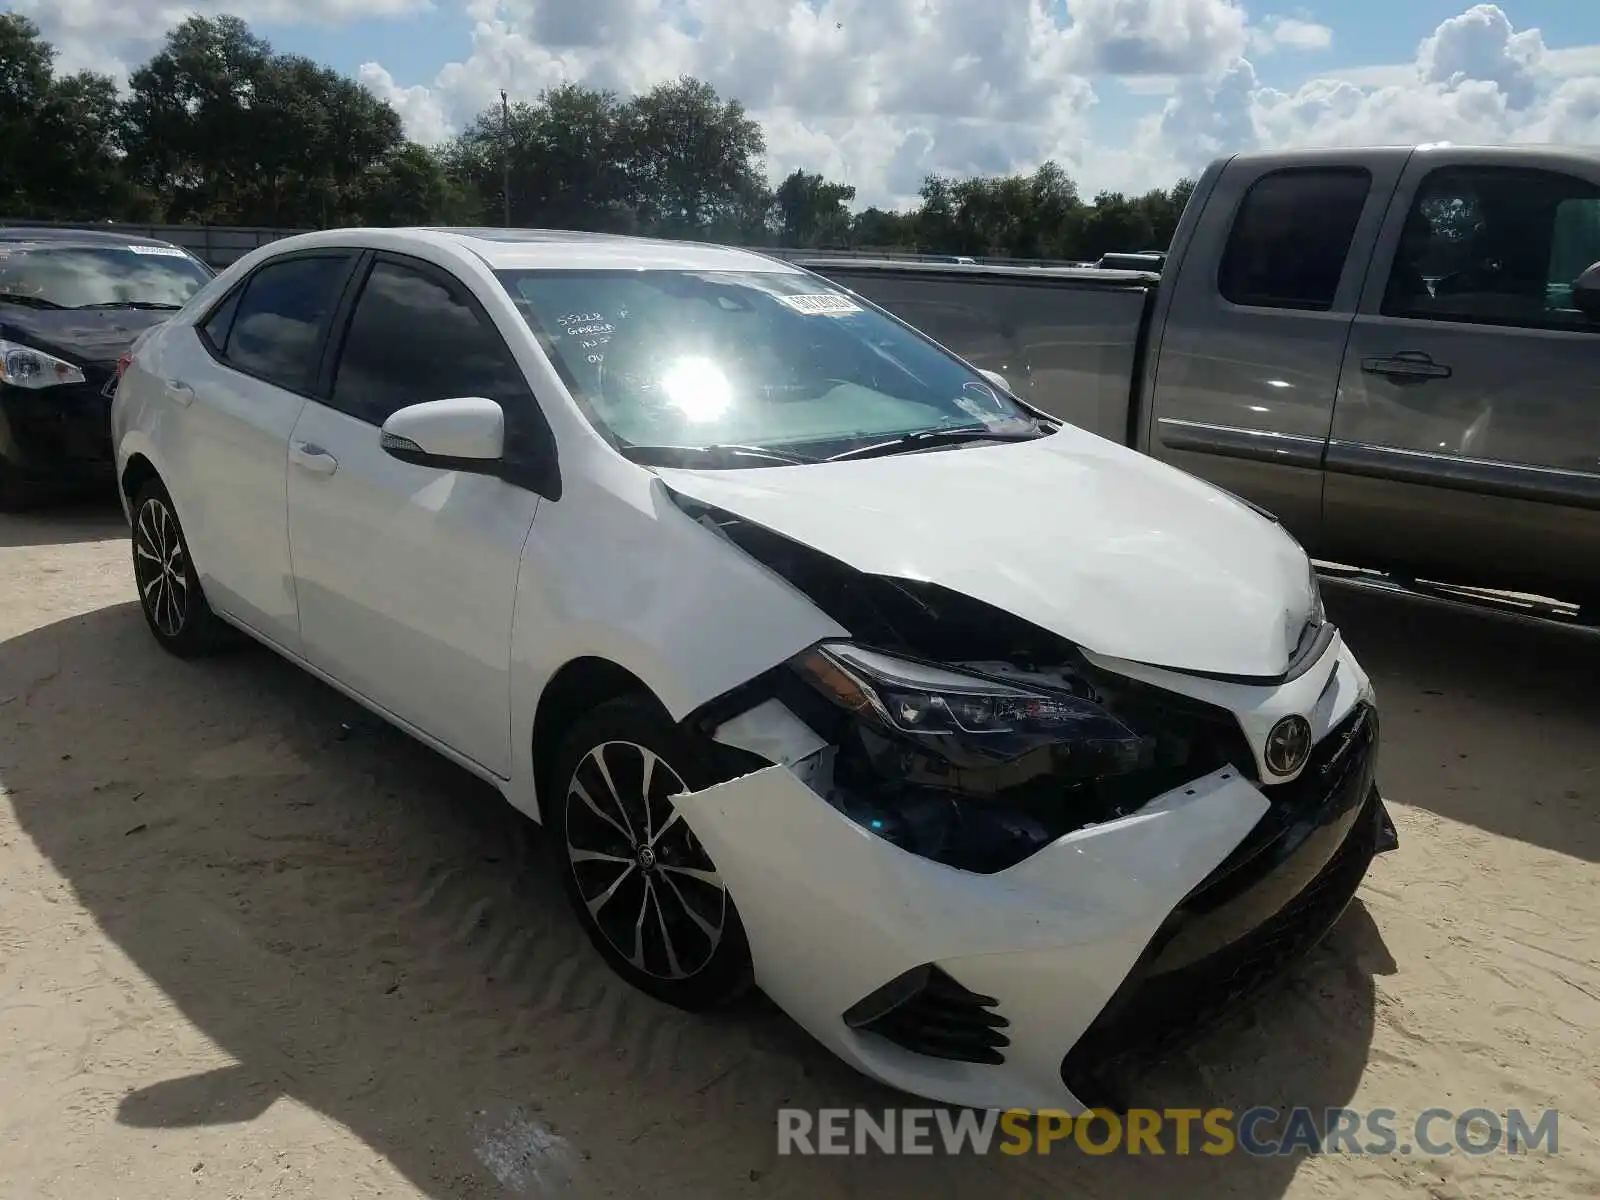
left=0, top=294, right=67, bottom=309
left=74, top=301, right=183, bottom=311
left=618, top=442, right=819, bottom=467
left=824, top=421, right=1051, bottom=463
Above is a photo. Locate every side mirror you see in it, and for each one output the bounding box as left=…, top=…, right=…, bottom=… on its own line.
left=1572, top=261, right=1600, bottom=320
left=380, top=397, right=504, bottom=468
left=977, top=368, right=1012, bottom=394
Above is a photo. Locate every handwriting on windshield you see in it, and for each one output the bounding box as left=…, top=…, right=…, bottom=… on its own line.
left=557, top=311, right=617, bottom=365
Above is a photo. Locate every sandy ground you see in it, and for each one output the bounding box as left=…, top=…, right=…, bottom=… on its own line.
left=0, top=500, right=1596, bottom=1200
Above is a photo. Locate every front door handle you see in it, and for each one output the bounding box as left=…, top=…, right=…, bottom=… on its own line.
left=289, top=440, right=339, bottom=476
left=166, top=379, right=195, bottom=406
left=1361, top=352, right=1452, bottom=384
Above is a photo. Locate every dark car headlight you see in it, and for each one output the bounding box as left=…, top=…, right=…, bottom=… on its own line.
left=793, top=641, right=1149, bottom=777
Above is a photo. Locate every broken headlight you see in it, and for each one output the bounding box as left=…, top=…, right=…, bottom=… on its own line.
left=792, top=642, right=1151, bottom=785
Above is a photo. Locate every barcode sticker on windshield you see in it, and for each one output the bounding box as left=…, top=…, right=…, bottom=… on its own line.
left=127, top=244, right=188, bottom=257
left=777, top=293, right=862, bottom=315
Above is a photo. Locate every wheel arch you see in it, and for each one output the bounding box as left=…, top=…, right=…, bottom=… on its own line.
left=120, top=452, right=161, bottom=510
left=530, top=656, right=666, bottom=821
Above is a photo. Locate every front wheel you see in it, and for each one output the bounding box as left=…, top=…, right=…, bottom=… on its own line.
left=546, top=694, right=755, bottom=1011
left=130, top=480, right=233, bottom=656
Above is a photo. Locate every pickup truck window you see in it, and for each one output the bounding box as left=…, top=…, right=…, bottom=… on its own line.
left=1218, top=168, right=1371, bottom=312
left=1382, top=165, right=1600, bottom=332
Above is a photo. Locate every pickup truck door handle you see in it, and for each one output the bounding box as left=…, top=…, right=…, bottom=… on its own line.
left=165, top=379, right=195, bottom=406
left=1361, top=352, right=1452, bottom=383
left=289, top=440, right=339, bottom=476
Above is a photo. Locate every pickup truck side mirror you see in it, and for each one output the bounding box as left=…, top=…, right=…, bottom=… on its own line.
left=380, top=397, right=504, bottom=468
left=1572, top=262, right=1600, bottom=320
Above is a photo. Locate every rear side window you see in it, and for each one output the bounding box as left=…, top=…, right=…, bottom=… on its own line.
left=1382, top=166, right=1600, bottom=331
left=1219, top=168, right=1372, bottom=311
left=222, top=255, right=350, bottom=392
left=200, top=288, right=242, bottom=354
left=329, top=259, right=533, bottom=426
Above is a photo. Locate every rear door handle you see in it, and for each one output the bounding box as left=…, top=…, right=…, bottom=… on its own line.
left=166, top=379, right=195, bottom=406
left=289, top=440, right=339, bottom=476
left=1361, top=352, right=1452, bottom=383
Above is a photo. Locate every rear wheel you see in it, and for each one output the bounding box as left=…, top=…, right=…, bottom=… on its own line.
left=546, top=694, right=754, bottom=1010
left=131, top=479, right=233, bottom=656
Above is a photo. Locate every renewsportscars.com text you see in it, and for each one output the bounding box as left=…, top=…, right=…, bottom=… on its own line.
left=776, top=1106, right=1560, bottom=1157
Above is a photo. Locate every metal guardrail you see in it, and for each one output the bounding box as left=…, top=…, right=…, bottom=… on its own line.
left=0, top=218, right=1098, bottom=271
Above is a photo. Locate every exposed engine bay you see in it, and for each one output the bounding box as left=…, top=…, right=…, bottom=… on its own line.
left=675, top=496, right=1258, bottom=873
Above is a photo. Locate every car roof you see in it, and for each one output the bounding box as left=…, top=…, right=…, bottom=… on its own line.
left=0, top=226, right=192, bottom=252
left=260, top=226, right=805, bottom=273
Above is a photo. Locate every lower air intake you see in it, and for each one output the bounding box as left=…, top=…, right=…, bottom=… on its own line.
left=843, top=964, right=1010, bottom=1065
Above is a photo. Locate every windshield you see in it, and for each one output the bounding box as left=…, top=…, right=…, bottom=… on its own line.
left=495, top=268, right=1042, bottom=463
left=0, top=245, right=212, bottom=309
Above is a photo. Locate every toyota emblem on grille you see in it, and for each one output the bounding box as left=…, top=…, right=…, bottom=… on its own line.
left=1264, top=715, right=1313, bottom=777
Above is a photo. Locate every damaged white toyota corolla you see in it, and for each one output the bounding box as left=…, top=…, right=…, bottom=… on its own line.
left=112, top=228, right=1395, bottom=1113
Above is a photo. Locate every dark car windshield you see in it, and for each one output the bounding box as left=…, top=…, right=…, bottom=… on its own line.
left=0, top=244, right=211, bottom=309
left=495, top=268, right=1040, bottom=461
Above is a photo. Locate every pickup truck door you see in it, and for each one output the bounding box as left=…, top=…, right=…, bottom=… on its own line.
left=1142, top=150, right=1409, bottom=552
left=1326, top=151, right=1600, bottom=603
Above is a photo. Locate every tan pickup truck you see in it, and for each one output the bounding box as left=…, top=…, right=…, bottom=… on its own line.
left=803, top=144, right=1600, bottom=619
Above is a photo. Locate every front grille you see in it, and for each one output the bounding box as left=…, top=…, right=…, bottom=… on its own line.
left=1190, top=702, right=1377, bottom=912
left=4, top=368, right=117, bottom=465
left=845, top=964, right=1011, bottom=1065
left=1059, top=717, right=1382, bottom=1112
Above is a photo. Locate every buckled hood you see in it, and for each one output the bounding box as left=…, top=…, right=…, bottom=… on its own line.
left=656, top=425, right=1319, bottom=678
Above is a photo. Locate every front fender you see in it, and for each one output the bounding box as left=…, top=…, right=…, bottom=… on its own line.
left=507, top=470, right=846, bottom=818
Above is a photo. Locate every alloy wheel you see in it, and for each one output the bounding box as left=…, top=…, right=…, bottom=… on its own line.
left=563, top=740, right=728, bottom=980
left=134, top=497, right=189, bottom=638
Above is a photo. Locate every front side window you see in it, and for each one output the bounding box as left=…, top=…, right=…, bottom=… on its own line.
left=223, top=255, right=351, bottom=392
left=496, top=269, right=1040, bottom=463
left=1218, top=168, right=1371, bottom=311
left=330, top=260, right=532, bottom=426
left=1382, top=166, right=1600, bottom=331
left=0, top=244, right=211, bottom=310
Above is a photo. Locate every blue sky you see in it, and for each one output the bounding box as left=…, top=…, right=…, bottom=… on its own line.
left=17, top=2, right=1600, bottom=203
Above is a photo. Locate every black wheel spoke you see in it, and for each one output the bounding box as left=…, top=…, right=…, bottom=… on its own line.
left=135, top=497, right=188, bottom=639
left=565, top=739, right=727, bottom=981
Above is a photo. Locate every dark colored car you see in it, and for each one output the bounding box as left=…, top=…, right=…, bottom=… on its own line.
left=0, top=229, right=213, bottom=507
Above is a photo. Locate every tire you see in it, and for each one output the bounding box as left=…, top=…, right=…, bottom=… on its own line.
left=130, top=479, right=233, bottom=657
left=546, top=693, right=755, bottom=1011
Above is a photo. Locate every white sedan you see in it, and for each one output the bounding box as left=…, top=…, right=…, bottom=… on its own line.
left=111, top=227, right=1394, bottom=1112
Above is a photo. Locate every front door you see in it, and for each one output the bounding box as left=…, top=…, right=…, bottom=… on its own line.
left=1327, top=157, right=1600, bottom=600
left=1143, top=153, right=1406, bottom=551
left=286, top=254, right=544, bottom=777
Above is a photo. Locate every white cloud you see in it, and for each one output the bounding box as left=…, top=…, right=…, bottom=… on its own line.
left=12, top=0, right=430, bottom=81
left=1249, top=14, right=1333, bottom=55
left=13, top=1, right=1600, bottom=208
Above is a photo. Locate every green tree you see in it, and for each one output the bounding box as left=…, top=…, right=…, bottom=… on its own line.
left=0, top=15, right=132, bottom=219
left=772, top=169, right=856, bottom=247
left=447, top=84, right=634, bottom=230
left=120, top=15, right=406, bottom=225
left=617, top=77, right=770, bottom=238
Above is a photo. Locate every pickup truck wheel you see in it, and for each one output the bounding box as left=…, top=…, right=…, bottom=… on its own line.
left=131, top=480, right=234, bottom=657
left=547, top=694, right=754, bottom=1012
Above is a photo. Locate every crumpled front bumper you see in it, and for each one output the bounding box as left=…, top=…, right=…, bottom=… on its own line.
left=674, top=640, right=1387, bottom=1113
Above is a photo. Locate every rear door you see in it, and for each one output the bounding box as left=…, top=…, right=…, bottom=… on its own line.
left=1326, top=152, right=1600, bottom=602
left=161, top=251, right=358, bottom=651
left=285, top=252, right=545, bottom=777
left=1144, top=151, right=1408, bottom=551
